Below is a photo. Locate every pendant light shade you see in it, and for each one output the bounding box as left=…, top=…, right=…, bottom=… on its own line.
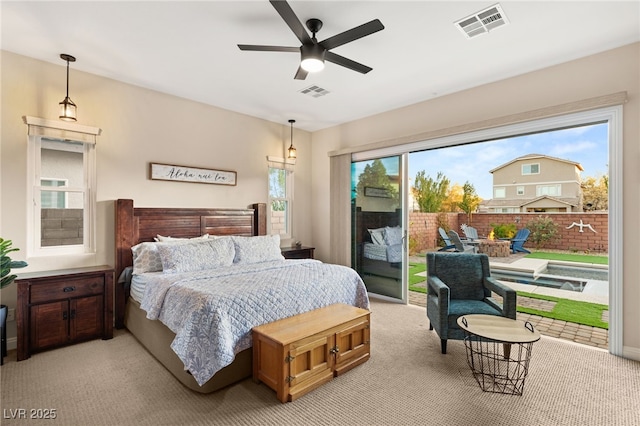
left=59, top=54, right=77, bottom=121
left=287, top=119, right=297, bottom=159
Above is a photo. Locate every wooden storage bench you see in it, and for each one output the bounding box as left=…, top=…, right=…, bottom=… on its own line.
left=252, top=303, right=370, bottom=403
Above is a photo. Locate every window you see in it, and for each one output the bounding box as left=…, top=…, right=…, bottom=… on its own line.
left=536, top=184, right=561, bottom=197
left=522, top=163, right=540, bottom=175
left=41, top=178, right=68, bottom=208
left=516, top=186, right=525, bottom=195
left=25, top=116, right=99, bottom=256
left=268, top=164, right=293, bottom=238
left=494, top=187, right=506, bottom=198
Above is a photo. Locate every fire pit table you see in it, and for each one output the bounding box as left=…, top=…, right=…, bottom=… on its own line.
left=477, top=239, right=510, bottom=257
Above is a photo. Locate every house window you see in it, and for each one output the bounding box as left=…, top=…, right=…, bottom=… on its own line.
left=522, top=163, right=540, bottom=175
left=516, top=186, right=525, bottom=195
left=494, top=187, right=506, bottom=198
left=268, top=165, right=293, bottom=238
left=536, top=184, right=561, bottom=197
left=25, top=116, right=100, bottom=256
left=41, top=178, right=68, bottom=208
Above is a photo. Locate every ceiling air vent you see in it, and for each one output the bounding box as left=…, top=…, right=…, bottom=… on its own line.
left=455, top=4, right=509, bottom=39
left=299, top=85, right=330, bottom=98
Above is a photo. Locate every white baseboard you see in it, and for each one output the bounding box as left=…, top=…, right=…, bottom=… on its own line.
left=622, top=345, right=640, bottom=362
left=6, top=337, right=17, bottom=351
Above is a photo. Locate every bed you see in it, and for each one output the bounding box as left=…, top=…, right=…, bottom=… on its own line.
left=354, top=208, right=403, bottom=280
left=114, top=199, right=369, bottom=393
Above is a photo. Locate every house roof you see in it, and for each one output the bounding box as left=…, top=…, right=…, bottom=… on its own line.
left=489, top=153, right=584, bottom=174
left=482, top=195, right=578, bottom=208
left=1, top=2, right=638, bottom=132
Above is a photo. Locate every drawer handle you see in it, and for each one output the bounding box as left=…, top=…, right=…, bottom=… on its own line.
left=63, top=286, right=76, bottom=293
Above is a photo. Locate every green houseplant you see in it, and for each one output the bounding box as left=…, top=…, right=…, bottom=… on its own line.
left=1, top=237, right=28, bottom=364
left=1, top=238, right=28, bottom=289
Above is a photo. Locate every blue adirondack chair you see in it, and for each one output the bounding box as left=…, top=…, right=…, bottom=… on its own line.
left=462, top=226, right=480, bottom=241
left=438, top=227, right=456, bottom=251
left=510, top=228, right=531, bottom=253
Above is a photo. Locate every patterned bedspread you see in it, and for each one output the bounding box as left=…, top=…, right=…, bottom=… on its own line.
left=139, top=259, right=369, bottom=386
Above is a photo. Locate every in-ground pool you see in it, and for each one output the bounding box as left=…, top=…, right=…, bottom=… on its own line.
left=491, top=264, right=608, bottom=293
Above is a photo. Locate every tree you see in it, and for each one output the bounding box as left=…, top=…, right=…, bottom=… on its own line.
left=581, top=174, right=608, bottom=211
left=411, top=171, right=450, bottom=212
left=356, top=159, right=398, bottom=201
left=526, top=216, right=560, bottom=249
left=441, top=183, right=463, bottom=212
left=457, top=181, right=482, bottom=221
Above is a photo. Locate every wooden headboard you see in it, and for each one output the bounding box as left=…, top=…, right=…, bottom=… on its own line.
left=114, top=199, right=266, bottom=328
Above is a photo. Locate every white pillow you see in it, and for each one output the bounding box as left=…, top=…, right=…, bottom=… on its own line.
left=154, top=234, right=209, bottom=242
left=131, top=239, right=211, bottom=275
left=231, top=235, right=284, bottom=264
left=384, top=226, right=403, bottom=246
left=157, top=238, right=235, bottom=274
left=368, top=227, right=386, bottom=245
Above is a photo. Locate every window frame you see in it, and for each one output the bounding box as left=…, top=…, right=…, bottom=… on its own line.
left=522, top=163, right=540, bottom=175
left=25, top=116, right=99, bottom=257
left=267, top=158, right=294, bottom=240
left=536, top=184, right=562, bottom=197
left=494, top=187, right=506, bottom=198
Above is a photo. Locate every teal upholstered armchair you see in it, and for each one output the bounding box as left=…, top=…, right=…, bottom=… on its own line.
left=426, top=252, right=517, bottom=354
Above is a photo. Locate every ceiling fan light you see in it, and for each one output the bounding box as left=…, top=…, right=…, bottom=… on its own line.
left=300, top=44, right=325, bottom=72
left=301, top=57, right=324, bottom=72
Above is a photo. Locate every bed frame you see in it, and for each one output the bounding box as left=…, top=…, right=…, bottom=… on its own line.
left=114, top=199, right=266, bottom=393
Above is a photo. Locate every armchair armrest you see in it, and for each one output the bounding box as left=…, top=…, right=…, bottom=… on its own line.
left=483, top=277, right=517, bottom=319
left=427, top=276, right=450, bottom=302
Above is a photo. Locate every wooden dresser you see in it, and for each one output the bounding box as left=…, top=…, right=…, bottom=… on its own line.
left=252, top=303, right=370, bottom=403
left=16, top=266, right=114, bottom=361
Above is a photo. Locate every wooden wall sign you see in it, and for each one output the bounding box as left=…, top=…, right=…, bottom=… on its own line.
left=150, top=163, right=237, bottom=186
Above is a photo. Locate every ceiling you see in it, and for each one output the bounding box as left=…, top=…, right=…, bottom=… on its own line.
left=2, top=1, right=639, bottom=132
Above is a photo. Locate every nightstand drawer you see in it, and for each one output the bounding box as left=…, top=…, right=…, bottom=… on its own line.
left=29, top=276, right=104, bottom=304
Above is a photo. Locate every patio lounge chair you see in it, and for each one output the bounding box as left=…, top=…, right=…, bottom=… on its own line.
left=438, top=227, right=456, bottom=251
left=509, top=228, right=531, bottom=254
left=462, top=226, right=480, bottom=241
left=448, top=230, right=477, bottom=254
left=426, top=252, right=517, bottom=354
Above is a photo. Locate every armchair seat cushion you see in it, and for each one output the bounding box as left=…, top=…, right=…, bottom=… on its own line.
left=448, top=300, right=502, bottom=329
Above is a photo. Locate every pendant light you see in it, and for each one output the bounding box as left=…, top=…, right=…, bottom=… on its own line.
left=59, top=54, right=77, bottom=121
left=287, top=119, right=297, bottom=159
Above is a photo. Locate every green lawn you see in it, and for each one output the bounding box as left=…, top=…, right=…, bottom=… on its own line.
left=525, top=251, right=608, bottom=265
left=517, top=291, right=608, bottom=329
left=408, top=251, right=609, bottom=328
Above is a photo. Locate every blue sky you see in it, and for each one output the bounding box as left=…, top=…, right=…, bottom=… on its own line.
left=408, top=123, right=609, bottom=199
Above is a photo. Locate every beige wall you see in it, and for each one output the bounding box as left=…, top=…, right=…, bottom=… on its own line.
left=311, top=43, right=639, bottom=357
left=0, top=51, right=312, bottom=341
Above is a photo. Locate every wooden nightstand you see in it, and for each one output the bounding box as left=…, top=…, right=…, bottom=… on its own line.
left=281, top=246, right=315, bottom=259
left=16, top=265, right=114, bottom=361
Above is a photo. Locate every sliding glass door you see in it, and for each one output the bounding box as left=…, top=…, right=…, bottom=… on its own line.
left=351, top=155, right=407, bottom=302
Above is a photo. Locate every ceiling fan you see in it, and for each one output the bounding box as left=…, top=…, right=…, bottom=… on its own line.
left=238, top=0, right=384, bottom=80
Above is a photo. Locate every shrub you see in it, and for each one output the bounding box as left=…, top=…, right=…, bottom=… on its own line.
left=491, top=223, right=517, bottom=239
left=526, top=216, right=560, bottom=249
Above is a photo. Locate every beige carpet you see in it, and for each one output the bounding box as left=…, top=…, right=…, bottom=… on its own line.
left=1, top=300, right=639, bottom=426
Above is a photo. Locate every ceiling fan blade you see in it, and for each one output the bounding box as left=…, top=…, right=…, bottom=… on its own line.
left=325, top=51, right=373, bottom=74
left=238, top=44, right=299, bottom=52
left=294, top=66, right=308, bottom=80
left=269, top=0, right=313, bottom=45
left=320, top=19, right=384, bottom=50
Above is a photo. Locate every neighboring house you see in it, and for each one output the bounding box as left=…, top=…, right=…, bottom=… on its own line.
left=482, top=154, right=584, bottom=213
